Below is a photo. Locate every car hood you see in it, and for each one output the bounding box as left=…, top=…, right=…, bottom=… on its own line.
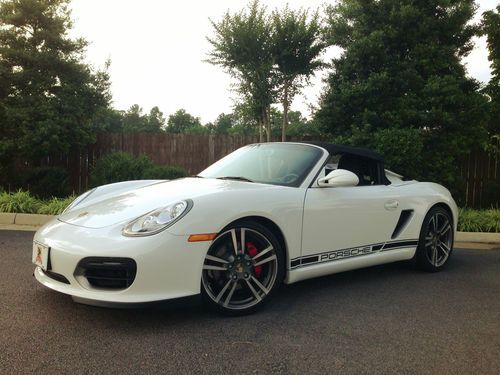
left=58, top=178, right=276, bottom=229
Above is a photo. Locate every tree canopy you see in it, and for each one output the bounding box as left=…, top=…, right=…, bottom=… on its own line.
left=271, top=7, right=324, bottom=141
left=122, top=105, right=165, bottom=132
left=207, top=0, right=275, bottom=141
left=482, top=6, right=500, bottom=138
left=0, top=0, right=110, bottom=166
left=166, top=109, right=204, bottom=134
left=207, top=0, right=325, bottom=141
left=315, top=0, right=488, bottom=192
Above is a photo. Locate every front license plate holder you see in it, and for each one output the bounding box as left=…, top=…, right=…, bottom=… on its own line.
left=32, top=242, right=50, bottom=271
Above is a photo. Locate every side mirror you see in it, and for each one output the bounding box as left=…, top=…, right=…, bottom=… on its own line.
left=318, top=169, right=359, bottom=187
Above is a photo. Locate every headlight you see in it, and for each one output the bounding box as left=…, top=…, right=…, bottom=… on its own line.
left=62, top=188, right=97, bottom=214
left=122, top=200, right=192, bottom=237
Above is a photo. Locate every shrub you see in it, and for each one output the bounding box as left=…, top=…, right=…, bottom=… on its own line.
left=142, top=165, right=187, bottom=180
left=38, top=196, right=76, bottom=215
left=17, top=167, right=70, bottom=199
left=90, top=152, right=153, bottom=187
left=0, top=190, right=42, bottom=213
left=90, top=152, right=187, bottom=186
left=458, top=208, right=500, bottom=233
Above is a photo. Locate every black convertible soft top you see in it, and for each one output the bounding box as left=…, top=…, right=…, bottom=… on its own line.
left=300, top=141, right=384, bottom=162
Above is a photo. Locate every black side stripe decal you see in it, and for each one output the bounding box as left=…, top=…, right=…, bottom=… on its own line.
left=290, top=239, right=418, bottom=269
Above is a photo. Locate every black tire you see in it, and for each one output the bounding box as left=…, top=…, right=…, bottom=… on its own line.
left=415, top=206, right=454, bottom=272
left=201, top=220, right=285, bottom=316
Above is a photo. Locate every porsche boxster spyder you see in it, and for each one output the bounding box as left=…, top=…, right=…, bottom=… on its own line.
left=33, top=142, right=457, bottom=314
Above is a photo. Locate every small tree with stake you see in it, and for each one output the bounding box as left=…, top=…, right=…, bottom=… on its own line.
left=271, top=7, right=325, bottom=141
left=207, top=0, right=275, bottom=142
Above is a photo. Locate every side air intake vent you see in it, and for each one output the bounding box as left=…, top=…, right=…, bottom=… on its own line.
left=391, top=209, right=414, bottom=239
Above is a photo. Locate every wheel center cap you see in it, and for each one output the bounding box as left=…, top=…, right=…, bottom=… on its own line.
left=235, top=263, right=244, bottom=273
left=432, top=234, right=439, bottom=246
left=229, top=255, right=253, bottom=279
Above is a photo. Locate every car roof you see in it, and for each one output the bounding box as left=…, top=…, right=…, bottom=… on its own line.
left=299, top=141, right=384, bottom=162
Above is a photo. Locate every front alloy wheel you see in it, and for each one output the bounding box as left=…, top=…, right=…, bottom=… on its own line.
left=201, top=221, right=284, bottom=315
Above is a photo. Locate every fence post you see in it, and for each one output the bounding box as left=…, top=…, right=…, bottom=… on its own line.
left=208, top=134, right=215, bottom=166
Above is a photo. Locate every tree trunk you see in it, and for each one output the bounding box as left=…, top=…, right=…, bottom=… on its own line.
left=258, top=117, right=263, bottom=142
left=281, top=83, right=289, bottom=142
left=266, top=105, right=271, bottom=142
left=260, top=107, right=266, bottom=142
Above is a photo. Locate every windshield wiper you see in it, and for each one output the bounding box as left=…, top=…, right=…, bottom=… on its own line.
left=216, top=176, right=254, bottom=183
left=191, top=175, right=204, bottom=178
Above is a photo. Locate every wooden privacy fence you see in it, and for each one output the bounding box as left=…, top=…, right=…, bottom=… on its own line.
left=29, top=133, right=499, bottom=208
left=461, top=138, right=499, bottom=208
left=54, top=133, right=264, bottom=194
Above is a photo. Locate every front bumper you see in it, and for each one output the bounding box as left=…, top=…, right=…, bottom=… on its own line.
left=33, top=218, right=210, bottom=303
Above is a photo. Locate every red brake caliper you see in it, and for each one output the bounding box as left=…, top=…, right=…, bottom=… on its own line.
left=246, top=242, right=262, bottom=277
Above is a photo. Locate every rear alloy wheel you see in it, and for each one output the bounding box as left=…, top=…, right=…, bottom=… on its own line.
left=201, top=221, right=284, bottom=315
left=415, top=207, right=454, bottom=272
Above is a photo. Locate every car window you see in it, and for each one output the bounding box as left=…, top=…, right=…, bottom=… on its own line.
left=199, top=143, right=323, bottom=187
left=324, top=153, right=382, bottom=186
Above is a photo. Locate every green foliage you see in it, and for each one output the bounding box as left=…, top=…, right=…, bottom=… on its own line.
left=210, top=113, right=235, bottom=134
left=315, top=0, right=488, bottom=189
left=458, top=208, right=500, bottom=233
left=16, top=167, right=70, bottom=199
left=38, top=196, right=76, bottom=215
left=333, top=126, right=424, bottom=178
left=271, top=7, right=325, bottom=140
left=166, top=109, right=204, bottom=134
left=0, top=192, right=73, bottom=215
left=270, top=109, right=321, bottom=138
left=90, top=152, right=153, bottom=187
left=207, top=0, right=275, bottom=140
left=142, top=166, right=187, bottom=180
left=92, top=107, right=125, bottom=132
left=482, top=6, right=500, bottom=137
left=0, top=0, right=110, bottom=166
left=0, top=190, right=41, bottom=213
left=90, top=151, right=186, bottom=186
left=122, top=105, right=165, bottom=132
left=207, top=1, right=326, bottom=141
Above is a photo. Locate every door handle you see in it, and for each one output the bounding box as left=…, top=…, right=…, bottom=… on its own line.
left=384, top=200, right=399, bottom=210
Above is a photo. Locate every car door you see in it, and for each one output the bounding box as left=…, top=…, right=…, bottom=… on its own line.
left=299, top=184, right=402, bottom=266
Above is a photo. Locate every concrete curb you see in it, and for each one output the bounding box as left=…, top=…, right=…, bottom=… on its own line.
left=455, top=231, right=500, bottom=244
left=0, top=212, right=54, bottom=227
left=0, top=213, right=16, bottom=225
left=0, top=213, right=499, bottom=248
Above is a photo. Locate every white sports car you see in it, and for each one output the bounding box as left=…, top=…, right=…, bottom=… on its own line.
left=33, top=142, right=457, bottom=315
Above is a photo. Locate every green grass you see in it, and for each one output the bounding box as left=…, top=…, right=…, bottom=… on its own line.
left=0, top=190, right=74, bottom=215
left=0, top=190, right=42, bottom=213
left=37, top=196, right=76, bottom=215
left=458, top=208, right=500, bottom=233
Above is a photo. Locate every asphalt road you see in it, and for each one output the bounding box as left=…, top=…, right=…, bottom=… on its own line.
left=1, top=230, right=499, bottom=374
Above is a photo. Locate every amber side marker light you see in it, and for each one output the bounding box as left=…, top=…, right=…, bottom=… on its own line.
left=188, top=233, right=218, bottom=242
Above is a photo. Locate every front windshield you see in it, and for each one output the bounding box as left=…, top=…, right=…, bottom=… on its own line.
left=199, top=143, right=324, bottom=187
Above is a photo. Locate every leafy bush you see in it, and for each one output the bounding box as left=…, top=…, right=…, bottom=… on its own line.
left=142, top=165, right=187, bottom=180
left=90, top=152, right=153, bottom=187
left=90, top=152, right=187, bottom=186
left=0, top=190, right=41, bottom=213
left=17, top=167, right=70, bottom=199
left=458, top=208, right=500, bottom=233
left=38, top=196, right=76, bottom=215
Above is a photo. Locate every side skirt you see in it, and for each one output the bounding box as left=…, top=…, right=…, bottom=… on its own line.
left=285, top=239, right=418, bottom=284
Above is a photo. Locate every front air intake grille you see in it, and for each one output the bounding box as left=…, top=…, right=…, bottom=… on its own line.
left=75, top=257, right=137, bottom=289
